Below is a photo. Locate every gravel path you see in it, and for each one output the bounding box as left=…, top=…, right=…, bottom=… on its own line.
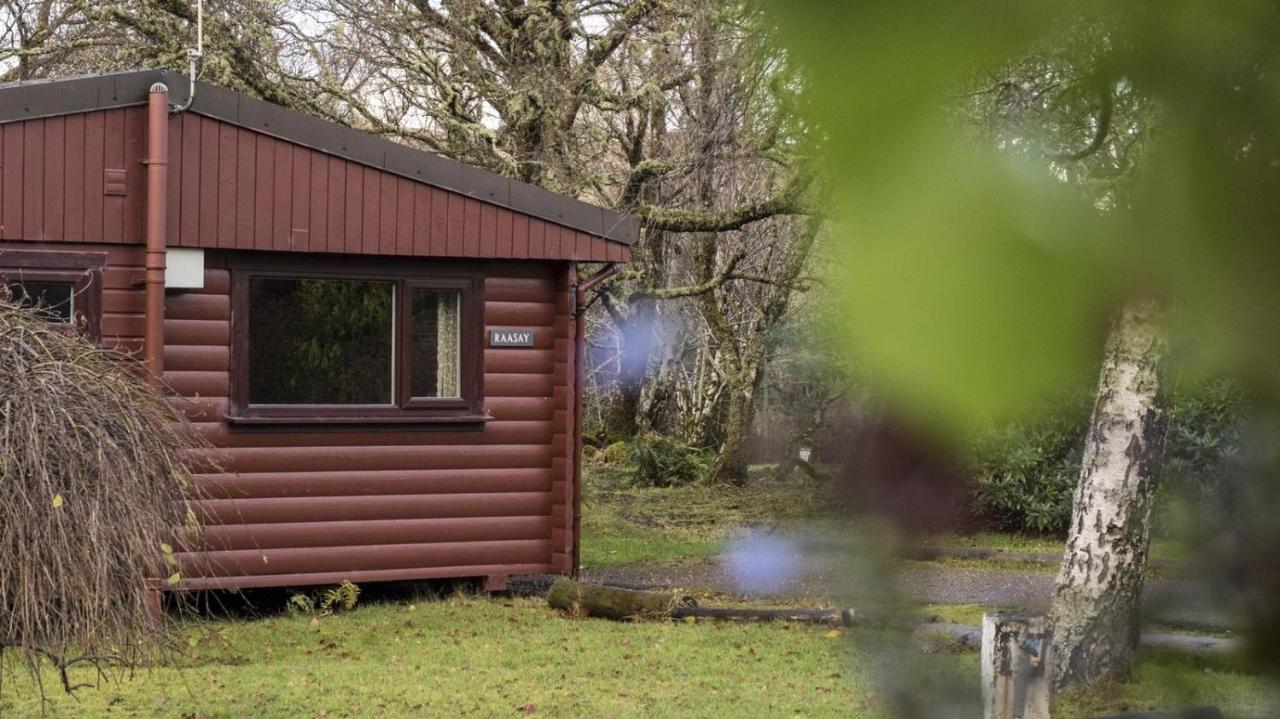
left=522, top=555, right=1233, bottom=631
left=895, top=563, right=1230, bottom=630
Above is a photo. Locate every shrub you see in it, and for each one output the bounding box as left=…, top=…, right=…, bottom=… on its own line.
left=968, top=396, right=1090, bottom=534
left=967, top=378, right=1246, bottom=535
left=596, top=441, right=630, bottom=465
left=1163, top=377, right=1245, bottom=498
left=0, top=299, right=201, bottom=693
left=287, top=581, right=362, bottom=617
left=626, top=432, right=708, bottom=487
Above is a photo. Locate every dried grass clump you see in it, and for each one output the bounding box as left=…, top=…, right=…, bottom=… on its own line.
left=0, top=298, right=201, bottom=691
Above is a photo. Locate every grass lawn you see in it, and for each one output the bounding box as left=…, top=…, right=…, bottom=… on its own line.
left=5, top=465, right=1263, bottom=716
left=1, top=465, right=1272, bottom=717
left=578, top=462, right=1147, bottom=570
left=930, top=531, right=1066, bottom=555
left=579, top=463, right=1188, bottom=582
left=920, top=533, right=1187, bottom=578
left=929, top=532, right=1185, bottom=563
left=1, top=592, right=1274, bottom=718
left=579, top=463, right=842, bottom=568
left=0, top=592, right=867, bottom=718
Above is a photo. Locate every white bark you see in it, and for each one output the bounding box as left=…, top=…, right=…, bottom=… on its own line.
left=1049, top=298, right=1166, bottom=688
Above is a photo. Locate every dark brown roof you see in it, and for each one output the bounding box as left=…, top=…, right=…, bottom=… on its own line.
left=0, top=70, right=637, bottom=245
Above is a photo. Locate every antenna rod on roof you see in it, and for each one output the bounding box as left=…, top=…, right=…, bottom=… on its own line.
left=170, top=0, right=204, bottom=114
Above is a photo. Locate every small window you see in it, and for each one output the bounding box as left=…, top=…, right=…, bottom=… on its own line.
left=0, top=250, right=104, bottom=338
left=5, top=279, right=76, bottom=323
left=230, top=257, right=484, bottom=424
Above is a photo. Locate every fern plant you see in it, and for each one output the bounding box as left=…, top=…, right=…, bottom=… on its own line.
left=319, top=581, right=361, bottom=614
left=286, top=580, right=361, bottom=617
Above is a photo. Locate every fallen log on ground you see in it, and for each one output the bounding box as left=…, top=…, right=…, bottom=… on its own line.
left=546, top=578, right=684, bottom=620
left=546, top=578, right=853, bottom=625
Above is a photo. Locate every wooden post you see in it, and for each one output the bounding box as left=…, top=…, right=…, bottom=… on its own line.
left=143, top=580, right=165, bottom=628
left=982, top=613, right=1052, bottom=719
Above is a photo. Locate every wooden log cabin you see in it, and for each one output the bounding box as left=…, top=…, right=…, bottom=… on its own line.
left=0, top=70, right=635, bottom=592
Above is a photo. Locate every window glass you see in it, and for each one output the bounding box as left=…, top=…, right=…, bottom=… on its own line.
left=248, top=277, right=394, bottom=405
left=411, top=289, right=461, bottom=398
left=5, top=280, right=74, bottom=322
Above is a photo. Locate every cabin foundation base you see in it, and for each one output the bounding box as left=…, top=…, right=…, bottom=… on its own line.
left=483, top=574, right=509, bottom=592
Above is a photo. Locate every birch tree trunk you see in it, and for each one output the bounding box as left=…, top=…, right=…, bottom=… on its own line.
left=1048, top=298, right=1166, bottom=689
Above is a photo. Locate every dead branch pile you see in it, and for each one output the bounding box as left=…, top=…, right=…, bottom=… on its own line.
left=0, top=299, right=200, bottom=691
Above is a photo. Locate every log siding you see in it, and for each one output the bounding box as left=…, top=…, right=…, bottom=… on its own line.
left=169, top=255, right=571, bottom=587
left=0, top=240, right=574, bottom=587
left=0, top=73, right=621, bottom=588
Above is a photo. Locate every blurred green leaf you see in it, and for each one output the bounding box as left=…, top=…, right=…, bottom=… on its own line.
left=832, top=141, right=1110, bottom=430
left=770, top=0, right=1280, bottom=431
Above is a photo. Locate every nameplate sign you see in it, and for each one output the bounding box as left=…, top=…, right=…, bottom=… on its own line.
left=490, top=329, right=535, bottom=347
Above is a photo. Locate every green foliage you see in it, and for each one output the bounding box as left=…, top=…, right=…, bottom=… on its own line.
left=286, top=581, right=362, bottom=617
left=625, top=433, right=709, bottom=488
left=322, top=581, right=362, bottom=613
left=770, top=0, right=1280, bottom=435
left=286, top=593, right=315, bottom=616
left=968, top=395, right=1091, bottom=534
left=596, top=441, right=630, bottom=466
left=968, top=380, right=1245, bottom=534
left=1163, top=377, right=1246, bottom=498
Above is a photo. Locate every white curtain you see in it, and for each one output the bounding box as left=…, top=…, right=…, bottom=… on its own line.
left=436, top=292, right=460, bottom=397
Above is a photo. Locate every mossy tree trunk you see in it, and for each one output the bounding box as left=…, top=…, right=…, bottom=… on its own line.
left=1048, top=298, right=1166, bottom=689
left=606, top=298, right=658, bottom=440
left=707, top=352, right=763, bottom=485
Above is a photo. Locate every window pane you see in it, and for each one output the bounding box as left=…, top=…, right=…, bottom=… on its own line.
left=249, top=278, right=394, bottom=405
left=5, top=280, right=74, bottom=322
left=411, top=289, right=461, bottom=398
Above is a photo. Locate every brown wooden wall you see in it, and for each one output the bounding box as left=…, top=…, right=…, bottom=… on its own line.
left=0, top=240, right=147, bottom=351
left=0, top=109, right=629, bottom=263
left=0, top=240, right=577, bottom=588
left=167, top=254, right=575, bottom=589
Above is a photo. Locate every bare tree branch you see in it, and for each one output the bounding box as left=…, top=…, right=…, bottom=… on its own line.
left=636, top=174, right=813, bottom=233
left=1045, top=79, right=1114, bottom=161
left=627, top=251, right=746, bottom=299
